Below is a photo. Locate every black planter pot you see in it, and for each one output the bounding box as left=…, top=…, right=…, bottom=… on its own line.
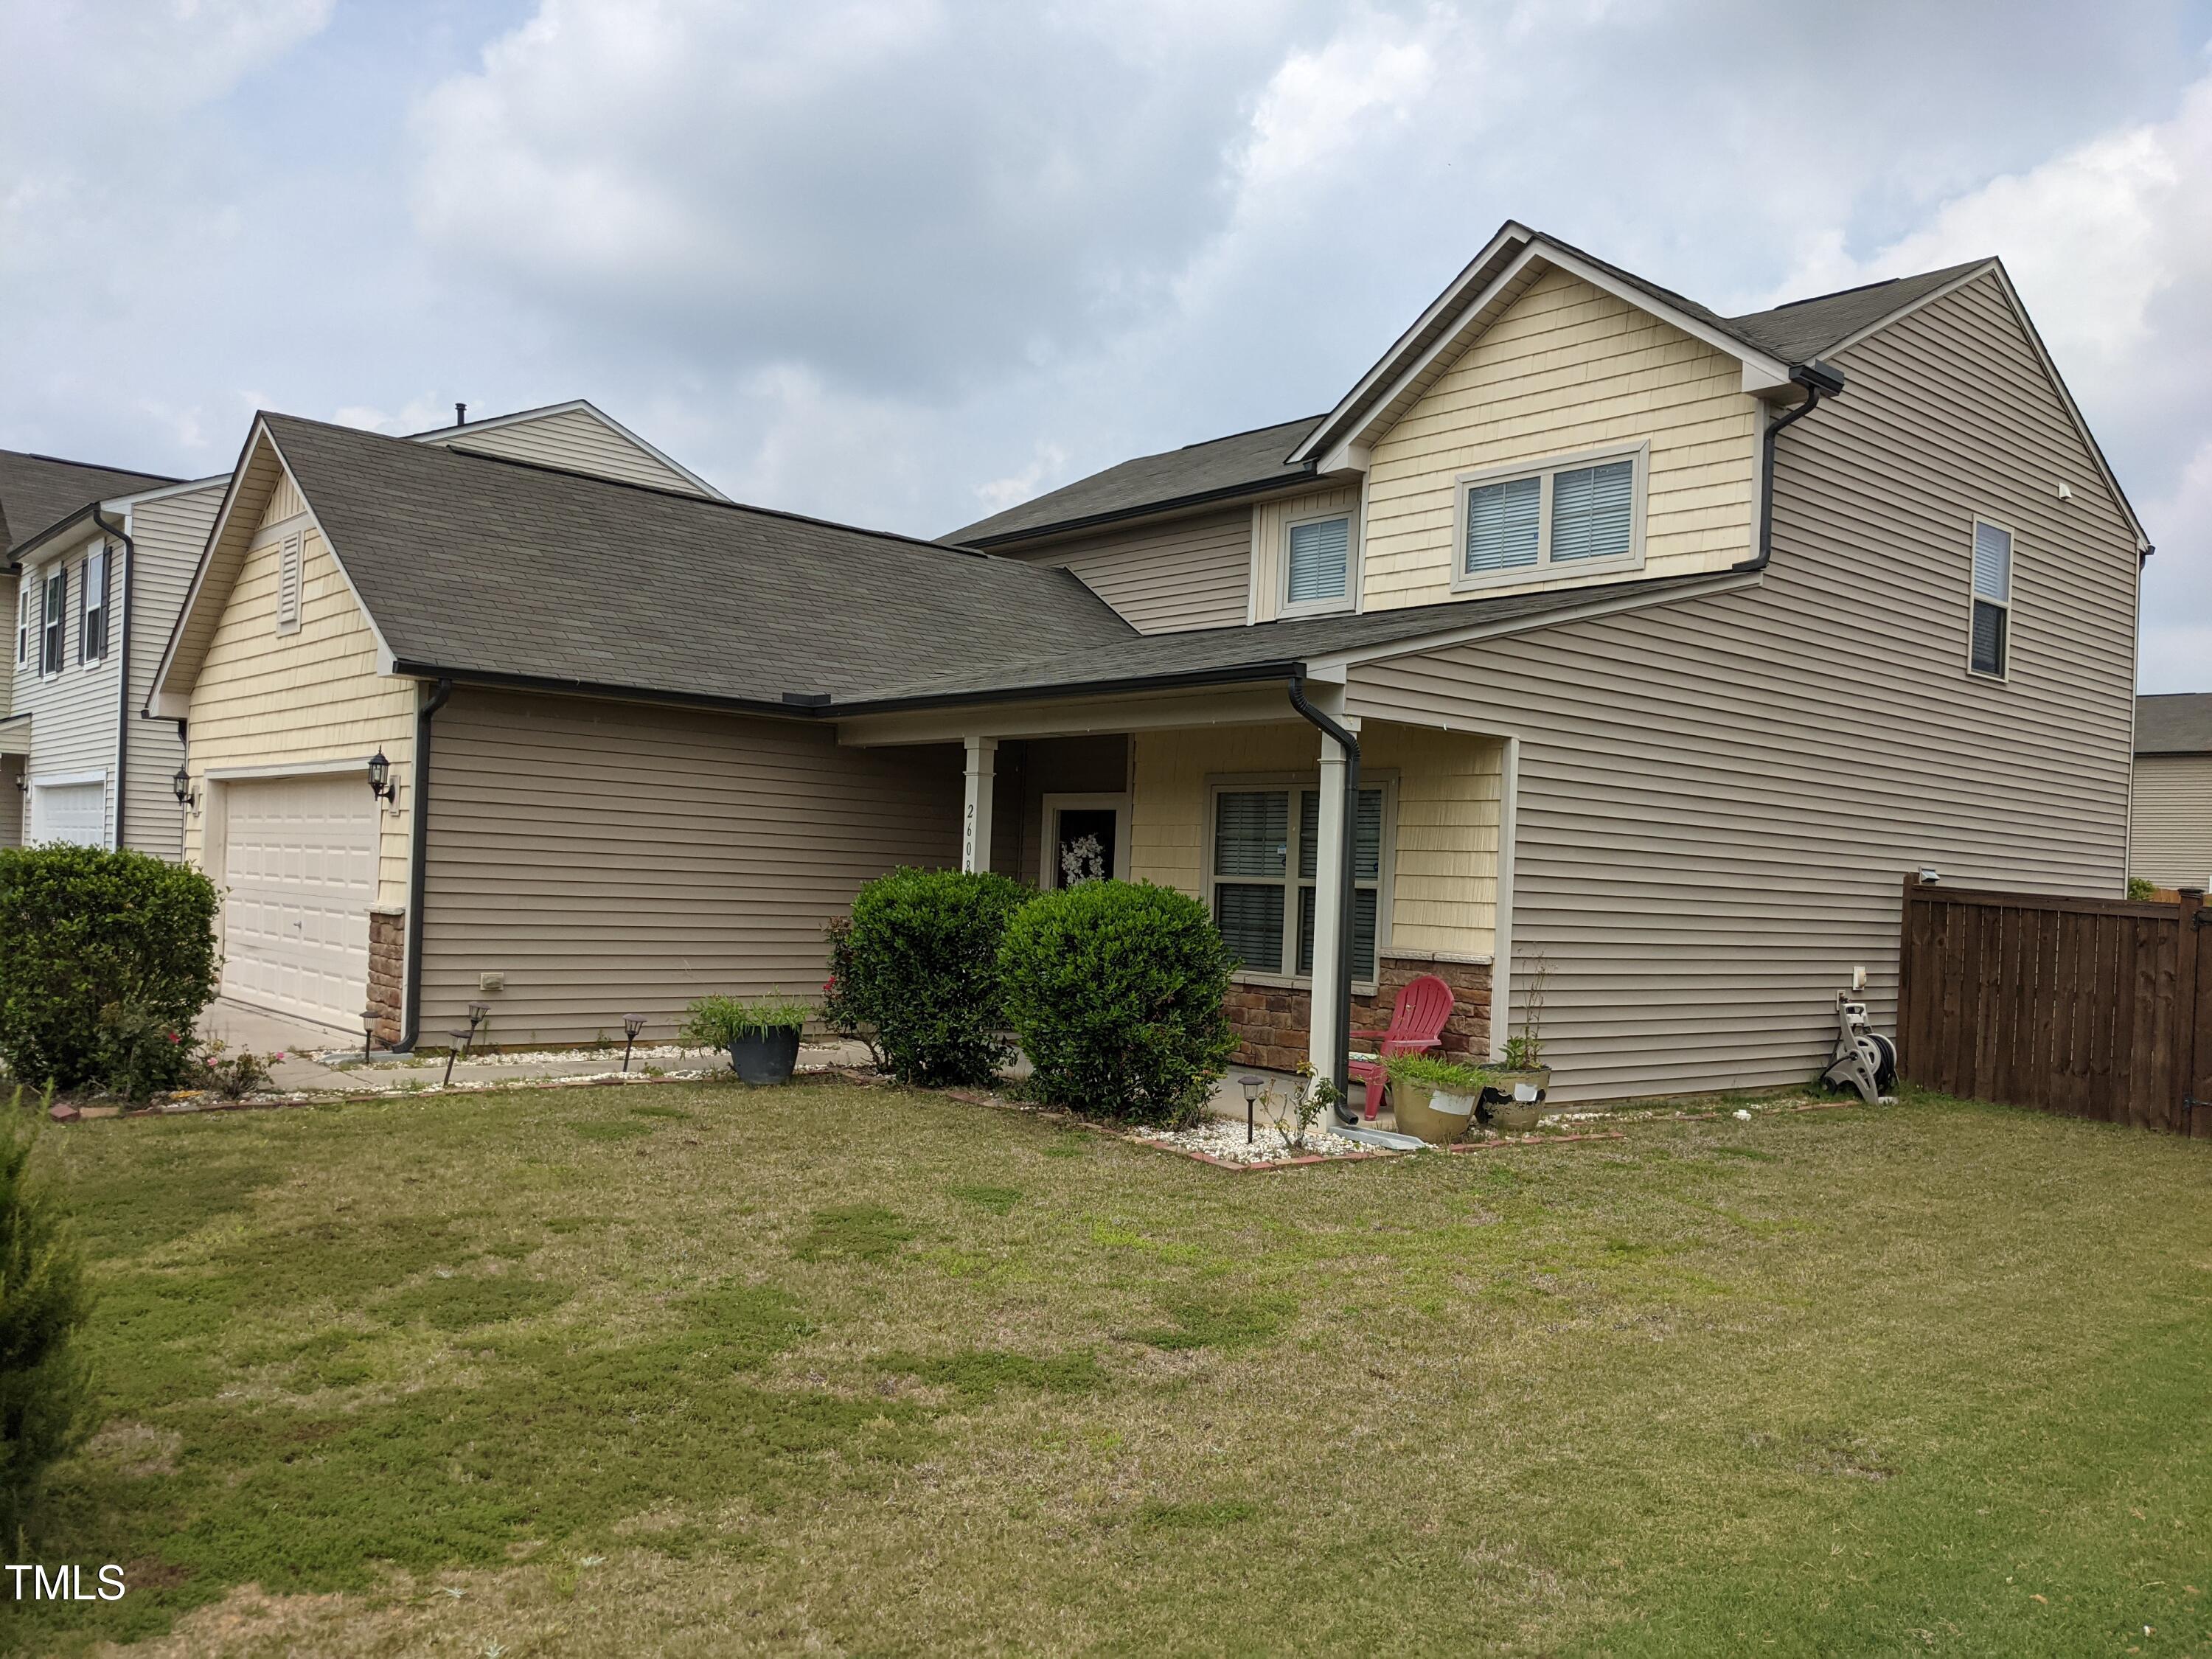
left=728, top=1026, right=801, bottom=1085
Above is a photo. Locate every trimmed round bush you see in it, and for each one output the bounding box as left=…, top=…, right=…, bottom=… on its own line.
left=999, top=880, right=1237, bottom=1126
left=0, top=846, right=219, bottom=1091
left=838, top=869, right=1029, bottom=1087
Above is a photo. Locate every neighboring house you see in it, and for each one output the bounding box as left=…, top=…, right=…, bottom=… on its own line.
left=2, top=448, right=212, bottom=852
left=148, top=222, right=2148, bottom=1105
left=2130, top=693, right=2212, bottom=891
left=4, top=402, right=714, bottom=863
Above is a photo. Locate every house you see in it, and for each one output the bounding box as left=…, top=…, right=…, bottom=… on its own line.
left=2130, top=693, right=2212, bottom=891
left=147, top=222, right=2149, bottom=1102
left=4, top=403, right=716, bottom=861
left=3, top=449, right=217, bottom=852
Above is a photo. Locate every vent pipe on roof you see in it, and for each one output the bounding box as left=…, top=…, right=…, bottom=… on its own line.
left=454, top=403, right=467, bottom=427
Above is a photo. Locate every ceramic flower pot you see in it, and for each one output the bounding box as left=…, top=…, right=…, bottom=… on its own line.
left=1390, top=1079, right=1475, bottom=1145
left=728, top=1026, right=801, bottom=1085
left=1481, top=1066, right=1552, bottom=1133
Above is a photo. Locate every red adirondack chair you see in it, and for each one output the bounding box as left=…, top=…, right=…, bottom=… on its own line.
left=1346, top=974, right=1456, bottom=1120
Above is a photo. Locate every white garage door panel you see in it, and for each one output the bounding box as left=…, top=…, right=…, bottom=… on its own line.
left=220, top=776, right=378, bottom=1033
left=30, top=780, right=106, bottom=846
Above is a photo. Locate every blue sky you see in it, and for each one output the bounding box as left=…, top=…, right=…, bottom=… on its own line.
left=4, top=0, right=2208, bottom=687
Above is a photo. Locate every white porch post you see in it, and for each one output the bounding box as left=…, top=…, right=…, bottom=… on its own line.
left=961, top=736, right=998, bottom=873
left=1307, top=720, right=1357, bottom=1091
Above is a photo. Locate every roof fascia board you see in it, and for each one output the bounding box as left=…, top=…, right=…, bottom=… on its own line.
left=1289, top=220, right=1534, bottom=465
left=1310, top=569, right=1762, bottom=678
left=835, top=681, right=1307, bottom=748
left=1534, top=244, right=1790, bottom=377
left=1809, top=260, right=1999, bottom=361
left=385, top=661, right=817, bottom=722
left=147, top=420, right=276, bottom=717
left=832, top=658, right=1305, bottom=718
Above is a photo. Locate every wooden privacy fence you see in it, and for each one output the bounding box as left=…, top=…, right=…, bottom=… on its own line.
left=1898, top=877, right=2211, bottom=1136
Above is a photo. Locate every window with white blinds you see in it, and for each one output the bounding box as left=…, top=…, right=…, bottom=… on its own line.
left=1283, top=513, right=1352, bottom=611
left=276, top=531, right=305, bottom=632
left=81, top=546, right=108, bottom=664
left=40, top=566, right=66, bottom=677
left=1969, top=519, right=2012, bottom=678
left=1457, top=446, right=1645, bottom=589
left=1210, top=782, right=1386, bottom=981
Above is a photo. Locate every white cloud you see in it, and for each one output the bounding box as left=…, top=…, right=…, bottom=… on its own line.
left=1237, top=14, right=1442, bottom=192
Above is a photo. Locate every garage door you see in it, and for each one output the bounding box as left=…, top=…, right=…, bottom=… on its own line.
left=29, top=779, right=107, bottom=846
left=220, top=775, right=379, bottom=1033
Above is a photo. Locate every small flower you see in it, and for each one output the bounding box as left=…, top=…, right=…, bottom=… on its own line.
left=1733, top=1108, right=1752, bottom=1121
left=165, top=1031, right=181, bottom=1044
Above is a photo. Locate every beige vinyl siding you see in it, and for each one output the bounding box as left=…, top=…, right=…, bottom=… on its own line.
left=13, top=529, right=124, bottom=844
left=418, top=687, right=961, bottom=1045
left=0, top=758, right=18, bottom=847
left=1250, top=484, right=1363, bottom=623
left=182, top=471, right=416, bottom=907
left=433, top=407, right=713, bottom=497
left=1347, top=273, right=2138, bottom=1102
left=1127, top=720, right=1500, bottom=962
left=2130, top=754, right=2212, bottom=889
left=120, top=483, right=223, bottom=860
left=1012, top=508, right=1250, bottom=634
left=1363, top=265, right=1759, bottom=611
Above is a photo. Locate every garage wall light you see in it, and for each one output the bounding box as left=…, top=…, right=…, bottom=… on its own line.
left=170, top=765, right=199, bottom=813
left=366, top=749, right=398, bottom=807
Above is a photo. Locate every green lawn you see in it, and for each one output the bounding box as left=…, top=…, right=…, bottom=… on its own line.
left=10, top=1079, right=2211, bottom=1657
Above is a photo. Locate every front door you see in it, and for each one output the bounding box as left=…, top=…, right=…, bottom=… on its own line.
left=1044, top=793, right=1130, bottom=888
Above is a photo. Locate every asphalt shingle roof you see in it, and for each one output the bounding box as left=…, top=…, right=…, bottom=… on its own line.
left=942, top=416, right=1324, bottom=547
left=1, top=449, right=177, bottom=555
left=260, top=414, right=1136, bottom=709
left=2136, top=692, right=2212, bottom=755
left=1725, top=261, right=1991, bottom=363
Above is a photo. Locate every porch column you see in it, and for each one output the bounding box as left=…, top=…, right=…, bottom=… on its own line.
left=1307, top=720, right=1358, bottom=1093
left=961, top=736, right=998, bottom=873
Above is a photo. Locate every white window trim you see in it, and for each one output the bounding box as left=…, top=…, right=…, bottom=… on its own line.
left=13, top=582, right=27, bottom=667
left=39, top=565, right=66, bottom=681
left=81, top=546, right=108, bottom=669
left=1966, top=514, right=2014, bottom=684
left=1040, top=792, right=1132, bottom=889
left=1449, top=439, right=1649, bottom=594
left=1278, top=504, right=1360, bottom=619
left=1202, top=771, right=1397, bottom=991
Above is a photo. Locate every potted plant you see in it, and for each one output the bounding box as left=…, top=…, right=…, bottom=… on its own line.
left=1484, top=955, right=1553, bottom=1130
left=681, top=992, right=811, bottom=1085
left=1383, top=1051, right=1494, bottom=1145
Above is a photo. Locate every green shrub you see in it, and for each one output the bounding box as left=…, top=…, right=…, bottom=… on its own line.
left=999, top=880, right=1236, bottom=1127
left=0, top=1096, right=98, bottom=1540
left=838, top=869, right=1029, bottom=1087
left=95, top=1001, right=199, bottom=1102
left=1383, top=1051, right=1495, bottom=1095
left=681, top=992, right=812, bottom=1046
left=2126, top=876, right=2158, bottom=900
left=0, top=846, right=218, bottom=1091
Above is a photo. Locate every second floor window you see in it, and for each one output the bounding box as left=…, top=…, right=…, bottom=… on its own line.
left=1969, top=520, right=2011, bottom=678
left=80, top=546, right=108, bottom=664
left=40, top=567, right=66, bottom=677
left=1458, top=445, right=1645, bottom=588
left=13, top=584, right=25, bottom=666
left=1283, top=513, right=1352, bottom=613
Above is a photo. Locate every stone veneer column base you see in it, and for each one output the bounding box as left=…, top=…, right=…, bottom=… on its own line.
left=367, top=907, right=406, bottom=1048
left=1223, top=953, right=1492, bottom=1073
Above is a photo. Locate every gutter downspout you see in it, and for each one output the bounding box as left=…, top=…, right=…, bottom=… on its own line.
left=1736, top=362, right=1844, bottom=574
left=92, top=507, right=134, bottom=849
left=1287, top=673, right=1364, bottom=1127
left=397, top=677, right=454, bottom=1053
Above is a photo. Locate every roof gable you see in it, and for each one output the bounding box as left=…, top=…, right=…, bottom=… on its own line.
left=2137, top=693, right=2212, bottom=755
left=407, top=400, right=728, bottom=501
left=155, top=412, right=1134, bottom=718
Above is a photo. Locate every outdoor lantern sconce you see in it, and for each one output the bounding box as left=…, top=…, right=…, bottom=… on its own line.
left=171, top=765, right=199, bottom=813
left=622, top=1014, right=647, bottom=1073
left=366, top=749, right=397, bottom=807
left=1239, top=1075, right=1265, bottom=1144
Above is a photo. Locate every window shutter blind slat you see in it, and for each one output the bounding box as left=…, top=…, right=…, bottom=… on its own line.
left=1551, top=459, right=1635, bottom=562
left=1971, top=599, right=2006, bottom=675
left=1215, top=885, right=1285, bottom=970
left=1286, top=515, right=1349, bottom=604
left=1466, top=475, right=1541, bottom=573
left=1213, top=790, right=1288, bottom=877
left=1972, top=523, right=2011, bottom=600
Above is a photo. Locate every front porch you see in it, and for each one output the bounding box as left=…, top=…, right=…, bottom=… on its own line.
left=839, top=686, right=1509, bottom=1085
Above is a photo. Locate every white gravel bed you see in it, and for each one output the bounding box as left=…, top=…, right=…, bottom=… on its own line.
left=318, top=1043, right=721, bottom=1071
left=1127, top=1118, right=1377, bottom=1164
